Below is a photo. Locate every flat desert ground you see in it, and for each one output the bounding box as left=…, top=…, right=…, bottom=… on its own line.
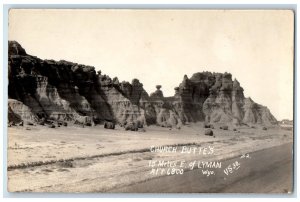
left=7, top=123, right=293, bottom=193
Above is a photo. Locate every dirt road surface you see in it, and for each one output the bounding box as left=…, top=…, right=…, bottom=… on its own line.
left=112, top=143, right=293, bottom=193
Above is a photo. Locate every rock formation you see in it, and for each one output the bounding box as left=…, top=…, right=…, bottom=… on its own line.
left=7, top=41, right=277, bottom=128
left=173, top=72, right=277, bottom=126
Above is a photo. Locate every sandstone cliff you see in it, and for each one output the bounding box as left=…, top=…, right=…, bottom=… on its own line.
left=8, top=41, right=277, bottom=127
left=173, top=72, right=277, bottom=126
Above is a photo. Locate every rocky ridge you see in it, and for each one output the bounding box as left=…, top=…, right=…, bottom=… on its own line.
left=8, top=41, right=277, bottom=128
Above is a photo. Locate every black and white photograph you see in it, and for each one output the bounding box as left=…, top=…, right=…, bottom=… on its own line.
left=6, top=9, right=294, bottom=193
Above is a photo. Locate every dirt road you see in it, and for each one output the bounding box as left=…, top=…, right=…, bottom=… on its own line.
left=7, top=126, right=293, bottom=192
left=111, top=143, right=293, bottom=193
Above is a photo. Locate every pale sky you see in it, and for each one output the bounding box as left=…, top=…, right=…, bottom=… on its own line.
left=8, top=9, right=294, bottom=120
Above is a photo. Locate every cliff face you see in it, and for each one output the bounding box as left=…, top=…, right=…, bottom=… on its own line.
left=174, top=72, right=277, bottom=126
left=8, top=41, right=277, bottom=127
